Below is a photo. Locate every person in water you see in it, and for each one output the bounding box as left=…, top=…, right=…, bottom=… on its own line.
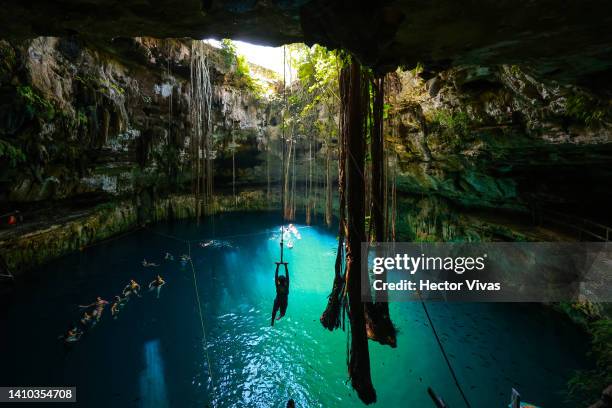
left=79, top=297, right=109, bottom=322
left=142, top=259, right=159, bottom=267
left=80, top=311, right=93, bottom=328
left=287, top=399, right=296, bottom=408
left=60, top=325, right=83, bottom=343
left=271, top=262, right=289, bottom=326
left=164, top=252, right=174, bottom=261
left=110, top=295, right=126, bottom=318
left=122, top=279, right=141, bottom=298
left=148, top=275, right=166, bottom=298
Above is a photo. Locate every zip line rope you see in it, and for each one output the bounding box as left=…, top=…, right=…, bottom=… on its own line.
left=142, top=226, right=219, bottom=407
left=418, top=289, right=471, bottom=407
left=187, top=240, right=218, bottom=408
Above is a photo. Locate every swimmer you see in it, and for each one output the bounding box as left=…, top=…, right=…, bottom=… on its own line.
left=199, top=240, right=213, bottom=248
left=59, top=325, right=83, bottom=343
left=287, top=241, right=294, bottom=249
left=287, top=399, right=296, bottom=408
left=80, top=312, right=93, bottom=328
left=122, top=279, right=141, bottom=298
left=180, top=254, right=191, bottom=262
left=79, top=296, right=109, bottom=321
left=142, top=259, right=159, bottom=267
left=271, top=262, right=289, bottom=326
left=164, top=252, right=174, bottom=261
left=110, top=295, right=126, bottom=318
left=148, top=275, right=166, bottom=298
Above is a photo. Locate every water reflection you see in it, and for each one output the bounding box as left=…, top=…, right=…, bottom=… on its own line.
left=139, top=339, right=169, bottom=408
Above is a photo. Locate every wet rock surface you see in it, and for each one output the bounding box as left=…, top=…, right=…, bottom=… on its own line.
left=386, top=65, right=612, bottom=224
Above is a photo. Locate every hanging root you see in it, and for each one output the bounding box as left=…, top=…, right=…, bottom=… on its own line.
left=320, top=280, right=344, bottom=330
left=349, top=344, right=377, bottom=405
left=365, top=303, right=397, bottom=348
left=321, top=236, right=345, bottom=330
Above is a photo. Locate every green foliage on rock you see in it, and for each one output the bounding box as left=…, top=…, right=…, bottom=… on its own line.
left=565, top=94, right=606, bottom=128
left=428, top=109, right=472, bottom=150
left=16, top=85, right=55, bottom=120
left=568, top=318, right=612, bottom=404
left=0, top=139, right=25, bottom=167
left=218, top=39, right=264, bottom=96
left=430, top=109, right=470, bottom=136
left=220, top=38, right=238, bottom=68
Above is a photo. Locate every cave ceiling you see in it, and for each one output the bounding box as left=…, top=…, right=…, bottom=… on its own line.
left=1, top=0, right=612, bottom=89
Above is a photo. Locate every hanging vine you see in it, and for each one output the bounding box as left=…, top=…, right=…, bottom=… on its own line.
left=190, top=40, right=214, bottom=221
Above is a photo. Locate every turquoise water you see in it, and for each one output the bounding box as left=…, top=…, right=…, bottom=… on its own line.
left=0, top=212, right=588, bottom=407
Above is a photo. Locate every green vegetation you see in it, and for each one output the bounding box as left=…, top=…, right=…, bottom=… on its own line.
left=17, top=85, right=55, bottom=120
left=220, top=39, right=238, bottom=68
left=431, top=109, right=470, bottom=136
left=291, top=44, right=341, bottom=135
left=565, top=94, right=607, bottom=128
left=568, top=318, right=612, bottom=404
left=0, top=139, right=25, bottom=167
left=219, top=39, right=264, bottom=95
left=428, top=109, right=472, bottom=150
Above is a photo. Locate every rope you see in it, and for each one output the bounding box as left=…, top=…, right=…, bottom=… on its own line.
left=144, top=225, right=311, bottom=244
left=187, top=240, right=218, bottom=407
left=418, top=292, right=471, bottom=408
left=141, top=225, right=218, bottom=406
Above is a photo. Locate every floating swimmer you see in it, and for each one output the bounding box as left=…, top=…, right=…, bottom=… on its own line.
left=164, top=252, right=174, bottom=261
left=142, top=259, right=159, bottom=267
left=110, top=295, right=126, bottom=318
left=287, top=241, right=294, bottom=249
left=148, top=275, right=166, bottom=298
left=80, top=312, right=93, bottom=328
left=79, top=296, right=109, bottom=322
left=122, top=279, right=141, bottom=298
left=59, top=325, right=83, bottom=344
left=288, top=224, right=301, bottom=240
left=199, top=239, right=233, bottom=249
left=180, top=254, right=191, bottom=263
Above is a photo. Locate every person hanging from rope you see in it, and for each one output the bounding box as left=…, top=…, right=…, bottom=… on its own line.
left=271, top=261, right=289, bottom=326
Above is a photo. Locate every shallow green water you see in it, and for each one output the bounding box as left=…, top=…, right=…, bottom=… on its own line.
left=0, top=212, right=588, bottom=407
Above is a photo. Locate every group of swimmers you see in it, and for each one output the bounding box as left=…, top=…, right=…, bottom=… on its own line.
left=59, top=257, right=170, bottom=344
left=281, top=224, right=301, bottom=249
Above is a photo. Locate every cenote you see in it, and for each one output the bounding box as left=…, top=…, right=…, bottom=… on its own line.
left=0, top=213, right=589, bottom=407
left=1, top=2, right=611, bottom=406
